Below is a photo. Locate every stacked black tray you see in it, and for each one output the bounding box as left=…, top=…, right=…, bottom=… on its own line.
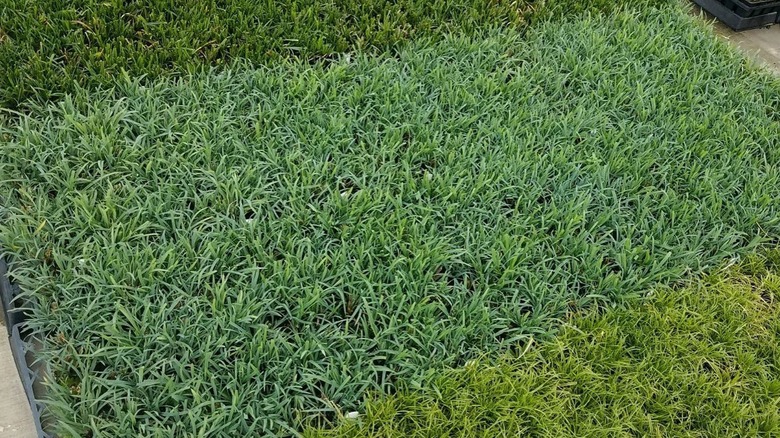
left=694, top=0, right=780, bottom=30
left=1, top=257, right=49, bottom=438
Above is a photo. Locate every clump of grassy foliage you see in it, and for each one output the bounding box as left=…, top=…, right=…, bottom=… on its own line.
left=1, top=7, right=779, bottom=436
left=308, top=250, right=780, bottom=437
left=0, top=0, right=669, bottom=110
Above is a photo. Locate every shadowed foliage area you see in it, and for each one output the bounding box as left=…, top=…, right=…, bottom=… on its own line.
left=308, top=250, right=780, bottom=437
left=0, top=0, right=669, bottom=109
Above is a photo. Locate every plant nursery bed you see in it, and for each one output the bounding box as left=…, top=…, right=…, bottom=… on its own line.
left=0, top=0, right=671, bottom=111
left=307, top=251, right=780, bottom=437
left=0, top=7, right=779, bottom=437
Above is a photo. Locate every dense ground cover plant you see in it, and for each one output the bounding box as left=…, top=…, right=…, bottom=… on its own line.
left=0, top=7, right=779, bottom=436
left=0, top=0, right=669, bottom=109
left=308, top=250, right=780, bottom=437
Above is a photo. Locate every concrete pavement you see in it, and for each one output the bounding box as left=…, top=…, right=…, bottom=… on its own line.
left=0, top=317, right=37, bottom=438
left=694, top=5, right=780, bottom=74
left=716, top=23, right=780, bottom=73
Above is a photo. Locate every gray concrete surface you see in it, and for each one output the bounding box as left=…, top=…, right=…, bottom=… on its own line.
left=0, top=319, right=37, bottom=438
left=693, top=5, right=780, bottom=74
left=716, top=24, right=780, bottom=73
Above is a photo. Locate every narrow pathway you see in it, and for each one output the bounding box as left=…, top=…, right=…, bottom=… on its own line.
left=694, top=5, right=780, bottom=74
left=716, top=24, right=780, bottom=73
left=0, top=319, right=37, bottom=438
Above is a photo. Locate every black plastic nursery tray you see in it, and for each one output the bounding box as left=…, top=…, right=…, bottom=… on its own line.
left=694, top=0, right=780, bottom=30
left=1, top=257, right=50, bottom=438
